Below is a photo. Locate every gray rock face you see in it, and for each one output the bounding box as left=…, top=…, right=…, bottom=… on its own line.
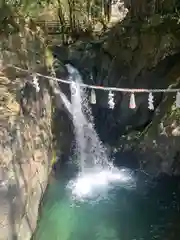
left=52, top=28, right=180, bottom=175
left=52, top=40, right=179, bottom=141
left=0, top=75, right=53, bottom=240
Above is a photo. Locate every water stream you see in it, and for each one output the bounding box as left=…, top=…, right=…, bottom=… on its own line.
left=33, top=65, right=180, bottom=240
left=66, top=64, right=109, bottom=171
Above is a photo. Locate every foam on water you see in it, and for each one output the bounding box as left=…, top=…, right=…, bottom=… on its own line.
left=67, top=167, right=136, bottom=200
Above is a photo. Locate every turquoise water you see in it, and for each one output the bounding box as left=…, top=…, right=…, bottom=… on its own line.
left=33, top=64, right=180, bottom=240
left=33, top=173, right=180, bottom=240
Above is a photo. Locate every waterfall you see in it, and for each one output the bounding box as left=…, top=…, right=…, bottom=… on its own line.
left=67, top=64, right=109, bottom=172
left=58, top=64, right=135, bottom=199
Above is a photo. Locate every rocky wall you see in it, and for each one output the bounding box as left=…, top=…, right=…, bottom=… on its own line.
left=0, top=70, right=53, bottom=240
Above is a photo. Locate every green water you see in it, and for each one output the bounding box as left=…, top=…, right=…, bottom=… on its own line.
left=33, top=175, right=180, bottom=240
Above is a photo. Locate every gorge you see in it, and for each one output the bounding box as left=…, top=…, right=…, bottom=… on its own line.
left=1, top=0, right=180, bottom=239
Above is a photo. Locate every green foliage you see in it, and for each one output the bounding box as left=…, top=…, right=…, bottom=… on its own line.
left=168, top=103, right=180, bottom=120
left=1, top=0, right=111, bottom=32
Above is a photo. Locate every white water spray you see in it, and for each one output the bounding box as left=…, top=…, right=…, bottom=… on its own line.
left=66, top=64, right=109, bottom=171
left=58, top=64, right=135, bottom=199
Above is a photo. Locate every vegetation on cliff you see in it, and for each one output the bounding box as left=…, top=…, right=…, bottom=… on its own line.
left=0, top=2, right=52, bottom=240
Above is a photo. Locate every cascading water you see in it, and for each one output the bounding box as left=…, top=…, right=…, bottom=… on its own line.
left=67, top=64, right=109, bottom=170
left=33, top=64, right=180, bottom=240
left=59, top=64, right=135, bottom=199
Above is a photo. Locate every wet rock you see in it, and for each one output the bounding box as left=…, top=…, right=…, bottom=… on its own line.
left=51, top=13, right=180, bottom=176
left=0, top=73, right=53, bottom=240
left=112, top=150, right=139, bottom=170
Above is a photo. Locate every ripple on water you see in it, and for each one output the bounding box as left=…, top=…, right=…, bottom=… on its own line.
left=33, top=171, right=180, bottom=240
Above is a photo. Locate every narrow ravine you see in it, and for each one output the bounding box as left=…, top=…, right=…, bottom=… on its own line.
left=1, top=1, right=180, bottom=239
left=33, top=66, right=180, bottom=240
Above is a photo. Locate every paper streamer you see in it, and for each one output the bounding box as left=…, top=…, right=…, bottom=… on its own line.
left=90, top=89, right=96, bottom=104
left=108, top=91, right=115, bottom=109
left=176, top=92, right=180, bottom=108
left=129, top=93, right=136, bottom=109
left=32, top=74, right=40, bottom=92
left=148, top=92, right=154, bottom=110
